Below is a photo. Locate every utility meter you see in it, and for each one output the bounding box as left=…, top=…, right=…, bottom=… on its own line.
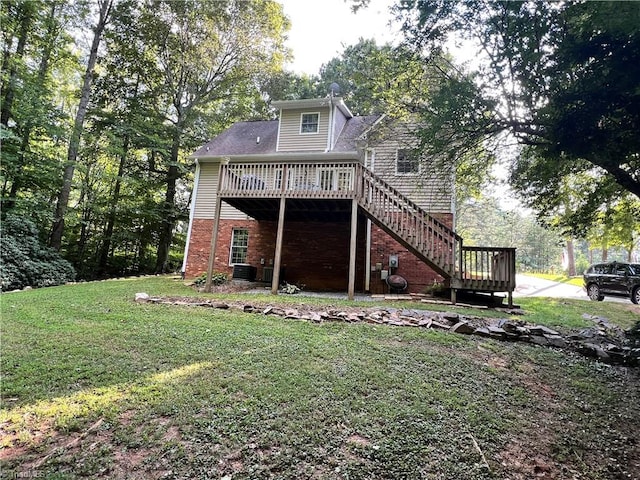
left=389, top=254, right=399, bottom=268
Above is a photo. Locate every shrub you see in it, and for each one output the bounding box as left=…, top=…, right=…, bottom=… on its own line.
left=193, top=272, right=228, bottom=287
left=280, top=281, right=304, bottom=294
left=0, top=215, right=76, bottom=291
left=423, top=280, right=446, bottom=296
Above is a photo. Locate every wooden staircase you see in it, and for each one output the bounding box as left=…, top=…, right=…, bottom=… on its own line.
left=356, top=163, right=516, bottom=305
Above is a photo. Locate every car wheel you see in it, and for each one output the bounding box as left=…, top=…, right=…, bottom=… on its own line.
left=587, top=283, right=604, bottom=301
left=632, top=287, right=640, bottom=305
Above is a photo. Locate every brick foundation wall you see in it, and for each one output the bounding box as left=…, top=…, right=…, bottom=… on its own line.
left=369, top=213, right=453, bottom=294
left=185, top=212, right=453, bottom=294
left=185, top=218, right=366, bottom=291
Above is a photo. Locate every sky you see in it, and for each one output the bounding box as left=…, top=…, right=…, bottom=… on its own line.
left=278, top=0, right=399, bottom=76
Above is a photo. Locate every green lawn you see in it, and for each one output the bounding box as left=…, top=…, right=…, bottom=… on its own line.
left=2, top=277, right=639, bottom=479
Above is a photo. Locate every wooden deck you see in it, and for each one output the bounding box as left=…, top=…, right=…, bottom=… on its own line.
left=208, top=160, right=516, bottom=305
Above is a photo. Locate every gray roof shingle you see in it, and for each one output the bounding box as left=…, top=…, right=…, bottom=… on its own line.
left=191, top=114, right=382, bottom=158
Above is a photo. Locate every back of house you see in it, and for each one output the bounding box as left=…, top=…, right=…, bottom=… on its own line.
left=182, top=95, right=455, bottom=295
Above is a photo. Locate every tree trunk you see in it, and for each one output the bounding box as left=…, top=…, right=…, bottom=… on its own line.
left=565, top=238, right=576, bottom=276
left=5, top=2, right=59, bottom=209
left=1, top=2, right=33, bottom=126
left=49, top=0, right=113, bottom=250
left=98, top=136, right=129, bottom=275
left=155, top=130, right=181, bottom=273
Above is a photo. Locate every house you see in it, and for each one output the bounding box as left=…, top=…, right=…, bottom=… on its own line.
left=182, top=95, right=516, bottom=304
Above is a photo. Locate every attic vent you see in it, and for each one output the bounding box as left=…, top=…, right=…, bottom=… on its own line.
left=256, top=136, right=260, bottom=144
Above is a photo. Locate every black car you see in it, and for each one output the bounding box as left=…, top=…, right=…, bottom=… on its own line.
left=583, top=261, right=640, bottom=304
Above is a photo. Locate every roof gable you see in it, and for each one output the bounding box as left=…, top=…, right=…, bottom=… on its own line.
left=191, top=114, right=382, bottom=159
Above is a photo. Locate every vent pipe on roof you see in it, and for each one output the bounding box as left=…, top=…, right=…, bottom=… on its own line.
left=256, top=136, right=260, bottom=144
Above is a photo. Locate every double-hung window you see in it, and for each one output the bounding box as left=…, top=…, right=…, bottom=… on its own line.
left=300, top=112, right=319, bottom=134
left=396, top=148, right=420, bottom=175
left=229, top=228, right=249, bottom=265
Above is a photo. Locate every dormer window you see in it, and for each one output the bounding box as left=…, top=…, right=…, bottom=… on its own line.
left=300, top=112, right=319, bottom=134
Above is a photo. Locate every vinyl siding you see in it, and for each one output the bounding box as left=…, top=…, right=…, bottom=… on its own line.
left=369, top=125, right=453, bottom=214
left=331, top=107, right=348, bottom=149
left=278, top=107, right=330, bottom=151
left=193, top=162, right=253, bottom=220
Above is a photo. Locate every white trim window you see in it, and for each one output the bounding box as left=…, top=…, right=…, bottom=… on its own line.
left=396, top=148, right=420, bottom=175
left=229, top=228, right=249, bottom=265
left=300, top=112, right=320, bottom=134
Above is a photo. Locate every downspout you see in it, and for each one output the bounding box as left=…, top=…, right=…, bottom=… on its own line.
left=276, top=108, right=282, bottom=152
left=327, top=96, right=334, bottom=151
left=451, top=161, right=457, bottom=229
left=181, top=159, right=201, bottom=276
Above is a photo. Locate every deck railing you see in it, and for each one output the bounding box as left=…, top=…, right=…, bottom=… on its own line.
left=219, top=161, right=359, bottom=199
left=218, top=161, right=515, bottom=294
left=452, top=246, right=517, bottom=292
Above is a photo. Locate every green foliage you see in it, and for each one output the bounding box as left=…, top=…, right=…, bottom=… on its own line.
left=457, top=195, right=563, bottom=272
left=193, top=271, right=228, bottom=287
left=0, top=215, right=75, bottom=291
left=395, top=0, right=640, bottom=234
left=1, top=0, right=291, bottom=281
left=280, top=281, right=304, bottom=294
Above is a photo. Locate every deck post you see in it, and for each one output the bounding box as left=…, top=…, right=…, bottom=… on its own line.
left=348, top=198, right=358, bottom=300
left=205, top=196, right=223, bottom=292
left=450, top=288, right=457, bottom=305
left=272, top=196, right=286, bottom=295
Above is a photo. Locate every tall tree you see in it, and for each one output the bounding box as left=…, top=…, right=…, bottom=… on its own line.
left=391, top=0, right=640, bottom=233
left=133, top=0, right=290, bottom=273
left=49, top=0, right=114, bottom=250
left=1, top=0, right=76, bottom=224
left=0, top=0, right=35, bottom=126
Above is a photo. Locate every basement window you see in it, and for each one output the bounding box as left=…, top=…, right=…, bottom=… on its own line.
left=300, top=112, right=320, bottom=134
left=229, top=228, right=249, bottom=265
left=396, top=149, right=420, bottom=175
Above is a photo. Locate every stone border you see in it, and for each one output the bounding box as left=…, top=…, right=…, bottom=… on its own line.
left=134, top=293, right=640, bottom=366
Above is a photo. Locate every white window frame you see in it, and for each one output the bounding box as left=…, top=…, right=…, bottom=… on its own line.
left=300, top=112, right=320, bottom=134
left=396, top=148, right=420, bottom=175
left=229, top=228, right=249, bottom=265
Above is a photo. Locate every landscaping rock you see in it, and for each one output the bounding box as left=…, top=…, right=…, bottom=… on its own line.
left=139, top=295, right=640, bottom=366
left=544, top=335, right=567, bottom=348
left=474, top=327, right=491, bottom=337
left=451, top=322, right=475, bottom=334
left=528, top=336, right=549, bottom=346
left=441, top=312, right=460, bottom=323
left=530, top=325, right=560, bottom=336
left=487, top=326, right=506, bottom=336
left=135, top=292, right=150, bottom=303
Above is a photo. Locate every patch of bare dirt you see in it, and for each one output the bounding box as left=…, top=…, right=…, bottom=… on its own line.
left=497, top=438, right=563, bottom=479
